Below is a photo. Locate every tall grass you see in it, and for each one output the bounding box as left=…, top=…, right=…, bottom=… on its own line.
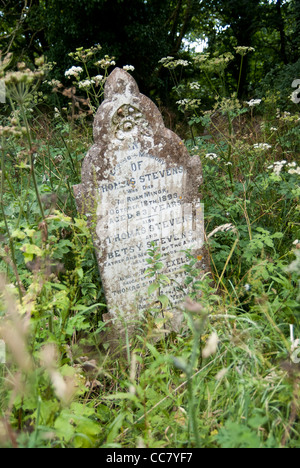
left=0, top=48, right=299, bottom=448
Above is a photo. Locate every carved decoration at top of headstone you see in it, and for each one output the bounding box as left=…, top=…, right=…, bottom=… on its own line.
left=74, top=68, right=209, bottom=354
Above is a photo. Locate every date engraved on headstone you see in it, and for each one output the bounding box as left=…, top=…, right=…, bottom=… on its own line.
left=74, top=68, right=209, bottom=353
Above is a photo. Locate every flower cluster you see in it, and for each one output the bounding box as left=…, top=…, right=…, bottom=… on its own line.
left=246, top=99, right=261, bottom=107
left=267, top=160, right=300, bottom=176
left=253, top=143, right=272, bottom=150
left=189, top=82, right=201, bottom=90
left=234, top=46, right=255, bottom=56
left=65, top=66, right=83, bottom=78
left=159, top=57, right=190, bottom=69
left=214, top=95, right=241, bottom=113
left=176, top=98, right=201, bottom=111
left=205, top=153, right=218, bottom=160
left=46, top=79, right=63, bottom=89
left=279, top=111, right=300, bottom=123
left=95, top=55, right=116, bottom=69
left=75, top=75, right=105, bottom=90
left=193, top=53, right=210, bottom=64
left=123, top=65, right=135, bottom=72
left=78, top=79, right=95, bottom=89
left=196, top=52, right=234, bottom=73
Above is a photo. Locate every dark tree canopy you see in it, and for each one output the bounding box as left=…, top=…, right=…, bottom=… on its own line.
left=0, top=0, right=202, bottom=93
left=0, top=0, right=299, bottom=98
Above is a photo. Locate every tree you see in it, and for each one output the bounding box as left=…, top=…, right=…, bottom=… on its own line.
left=0, top=0, right=200, bottom=94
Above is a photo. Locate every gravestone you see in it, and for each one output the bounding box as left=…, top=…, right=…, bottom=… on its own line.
left=74, top=68, right=209, bottom=353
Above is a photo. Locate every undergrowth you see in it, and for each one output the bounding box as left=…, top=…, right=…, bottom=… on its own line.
left=0, top=47, right=299, bottom=448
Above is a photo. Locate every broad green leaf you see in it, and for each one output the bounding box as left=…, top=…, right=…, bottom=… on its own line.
left=158, top=295, right=169, bottom=308
left=11, top=229, right=26, bottom=240
left=148, top=282, right=159, bottom=295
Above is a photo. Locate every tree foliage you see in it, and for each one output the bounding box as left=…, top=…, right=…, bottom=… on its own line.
left=0, top=0, right=299, bottom=98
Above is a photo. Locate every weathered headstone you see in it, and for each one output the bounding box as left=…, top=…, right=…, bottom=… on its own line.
left=74, top=68, right=209, bottom=353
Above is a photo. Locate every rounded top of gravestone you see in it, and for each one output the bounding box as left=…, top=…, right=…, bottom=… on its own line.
left=104, top=68, right=139, bottom=101
left=93, top=67, right=166, bottom=143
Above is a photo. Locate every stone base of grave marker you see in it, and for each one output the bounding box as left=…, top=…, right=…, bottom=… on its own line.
left=74, top=68, right=210, bottom=356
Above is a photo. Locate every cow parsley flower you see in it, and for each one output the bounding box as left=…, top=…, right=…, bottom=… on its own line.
left=161, top=58, right=191, bottom=69
left=288, top=167, right=300, bottom=176
left=235, top=46, right=255, bottom=56
left=78, top=79, right=95, bottom=89
left=189, top=82, right=201, bottom=90
left=205, top=153, right=218, bottom=160
left=95, top=56, right=116, bottom=69
left=253, top=143, right=272, bottom=150
left=123, top=65, right=135, bottom=72
left=246, top=99, right=262, bottom=107
left=65, top=66, right=83, bottom=78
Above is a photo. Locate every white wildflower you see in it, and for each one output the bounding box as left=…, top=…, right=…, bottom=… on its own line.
left=288, top=167, right=300, bottom=176
left=96, top=56, right=116, bottom=68
left=270, top=127, right=278, bottom=132
left=176, top=98, right=201, bottom=110
left=47, top=79, right=61, bottom=88
left=175, top=59, right=190, bottom=67
left=189, top=82, right=201, bottom=90
left=177, top=99, right=189, bottom=106
left=158, top=56, right=174, bottom=64
left=273, top=164, right=284, bottom=175
left=234, top=46, right=255, bottom=56
left=293, top=239, right=299, bottom=246
left=78, top=79, right=95, bottom=89
left=205, top=153, right=218, bottom=160
left=123, top=65, right=135, bottom=72
left=246, top=99, right=262, bottom=107
left=271, top=161, right=288, bottom=175
left=163, top=58, right=191, bottom=69
left=64, top=66, right=83, bottom=78
left=253, top=143, right=272, bottom=150
left=93, top=75, right=104, bottom=82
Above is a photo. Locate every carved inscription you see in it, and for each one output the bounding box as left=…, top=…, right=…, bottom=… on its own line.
left=73, top=68, right=209, bottom=350
left=96, top=141, right=204, bottom=327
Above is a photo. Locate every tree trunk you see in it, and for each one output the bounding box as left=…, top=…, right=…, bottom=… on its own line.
left=171, top=0, right=195, bottom=55
left=276, top=0, right=288, bottom=64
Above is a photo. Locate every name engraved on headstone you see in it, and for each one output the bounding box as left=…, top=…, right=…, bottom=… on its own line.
left=74, top=68, right=209, bottom=351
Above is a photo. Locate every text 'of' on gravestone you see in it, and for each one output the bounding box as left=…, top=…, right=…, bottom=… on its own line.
left=74, top=68, right=209, bottom=354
